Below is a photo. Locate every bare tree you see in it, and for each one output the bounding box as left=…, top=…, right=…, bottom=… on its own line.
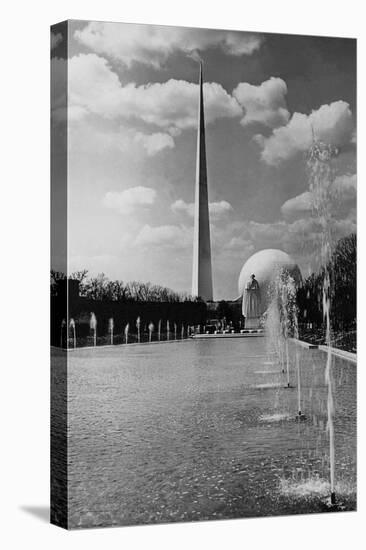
left=56, top=269, right=196, bottom=303
left=70, top=270, right=88, bottom=283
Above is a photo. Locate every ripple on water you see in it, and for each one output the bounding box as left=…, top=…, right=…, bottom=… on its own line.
left=62, top=338, right=356, bottom=528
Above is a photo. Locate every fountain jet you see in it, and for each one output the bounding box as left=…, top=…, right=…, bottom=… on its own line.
left=109, top=318, right=114, bottom=345
left=60, top=318, right=66, bottom=348
left=307, top=139, right=337, bottom=503
left=136, top=317, right=141, bottom=343
left=90, top=312, right=97, bottom=347
left=69, top=318, right=76, bottom=350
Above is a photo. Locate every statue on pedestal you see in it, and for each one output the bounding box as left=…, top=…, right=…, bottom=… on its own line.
left=243, top=274, right=261, bottom=329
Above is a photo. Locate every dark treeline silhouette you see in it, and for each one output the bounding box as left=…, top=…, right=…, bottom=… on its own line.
left=207, top=300, right=243, bottom=329
left=51, top=270, right=196, bottom=303
left=50, top=271, right=206, bottom=347
left=297, top=233, right=356, bottom=351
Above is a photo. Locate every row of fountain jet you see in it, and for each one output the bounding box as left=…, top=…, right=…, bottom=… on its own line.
left=62, top=314, right=191, bottom=349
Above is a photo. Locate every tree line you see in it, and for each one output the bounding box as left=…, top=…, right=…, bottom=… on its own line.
left=297, top=233, right=356, bottom=331
left=51, top=270, right=198, bottom=303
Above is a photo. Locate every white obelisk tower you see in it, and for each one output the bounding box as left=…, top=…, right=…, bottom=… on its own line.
left=191, top=62, right=213, bottom=301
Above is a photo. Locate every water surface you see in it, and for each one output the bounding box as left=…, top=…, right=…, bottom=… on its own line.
left=57, top=338, right=356, bottom=528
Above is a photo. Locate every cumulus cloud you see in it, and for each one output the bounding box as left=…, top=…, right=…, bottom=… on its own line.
left=51, top=31, right=63, bottom=50
left=333, top=215, right=356, bottom=237
left=247, top=220, right=287, bottom=244
left=281, top=173, right=356, bottom=220
left=69, top=121, right=175, bottom=158
left=233, top=77, right=290, bottom=128
left=171, top=198, right=232, bottom=219
left=242, top=212, right=355, bottom=261
left=68, top=105, right=89, bottom=122
left=209, top=200, right=233, bottom=217
left=133, top=132, right=175, bottom=156
left=103, top=186, right=157, bottom=215
left=74, top=22, right=263, bottom=68
left=255, top=100, right=354, bottom=165
left=332, top=173, right=356, bottom=201
left=281, top=191, right=313, bottom=218
left=134, top=224, right=191, bottom=248
left=224, top=236, right=254, bottom=251
left=68, top=54, right=242, bottom=130
left=171, top=199, right=195, bottom=217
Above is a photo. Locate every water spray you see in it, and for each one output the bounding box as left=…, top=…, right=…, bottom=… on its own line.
left=109, top=318, right=114, bottom=345
left=285, top=339, right=290, bottom=388
left=308, top=138, right=337, bottom=505
left=60, top=318, right=66, bottom=348
left=90, top=312, right=97, bottom=347
left=136, top=317, right=141, bottom=343
left=69, top=318, right=76, bottom=350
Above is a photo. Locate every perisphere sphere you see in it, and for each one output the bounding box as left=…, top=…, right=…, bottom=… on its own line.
left=238, top=249, right=302, bottom=313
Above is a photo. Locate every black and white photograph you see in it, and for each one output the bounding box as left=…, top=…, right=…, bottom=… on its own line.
left=50, top=18, right=357, bottom=530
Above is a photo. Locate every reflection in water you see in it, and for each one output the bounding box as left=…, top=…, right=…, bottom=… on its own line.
left=259, top=413, right=292, bottom=423
left=54, top=338, right=356, bottom=528
left=279, top=477, right=354, bottom=499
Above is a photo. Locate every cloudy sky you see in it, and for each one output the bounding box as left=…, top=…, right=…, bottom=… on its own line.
left=51, top=21, right=356, bottom=299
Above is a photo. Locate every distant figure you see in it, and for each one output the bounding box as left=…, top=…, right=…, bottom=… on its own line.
left=243, top=274, right=261, bottom=328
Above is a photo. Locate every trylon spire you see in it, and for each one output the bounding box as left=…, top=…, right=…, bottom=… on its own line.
left=191, top=62, right=213, bottom=301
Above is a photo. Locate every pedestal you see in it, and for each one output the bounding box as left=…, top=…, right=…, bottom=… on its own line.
left=245, top=317, right=261, bottom=329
